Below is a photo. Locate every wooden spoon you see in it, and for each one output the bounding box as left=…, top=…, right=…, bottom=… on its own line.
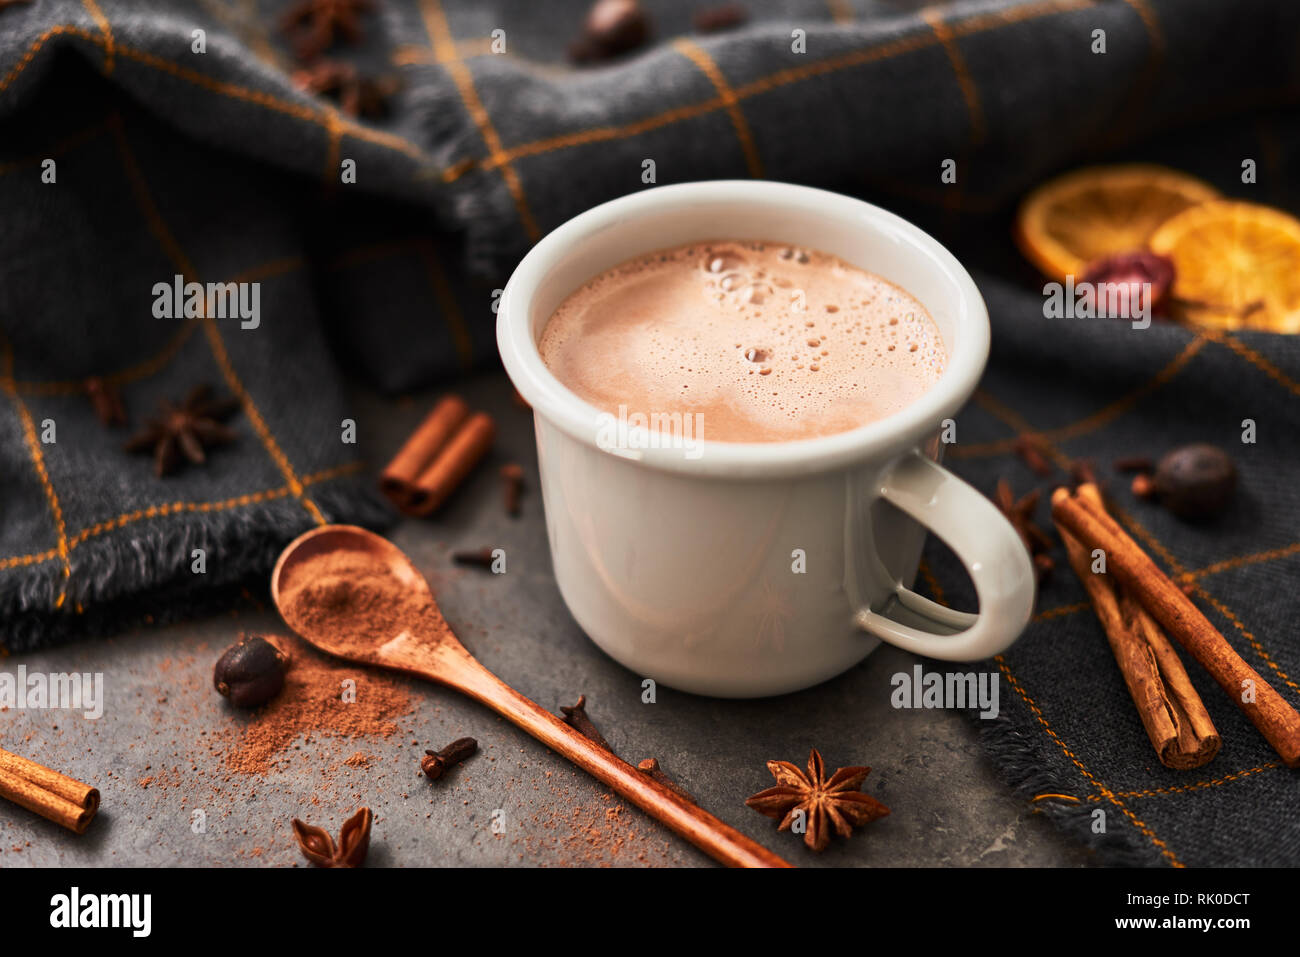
left=271, top=525, right=791, bottom=869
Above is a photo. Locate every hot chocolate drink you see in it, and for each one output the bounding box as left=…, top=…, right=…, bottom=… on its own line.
left=538, top=240, right=947, bottom=443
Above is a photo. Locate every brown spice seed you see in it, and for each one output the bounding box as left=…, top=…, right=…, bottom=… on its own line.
left=220, top=633, right=411, bottom=775
left=1151, top=444, right=1237, bottom=519
left=569, top=0, right=650, bottom=64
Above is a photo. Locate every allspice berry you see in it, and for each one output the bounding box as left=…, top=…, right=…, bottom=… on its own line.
left=569, top=0, right=649, bottom=64
left=1151, top=444, right=1237, bottom=519
left=214, top=635, right=290, bottom=707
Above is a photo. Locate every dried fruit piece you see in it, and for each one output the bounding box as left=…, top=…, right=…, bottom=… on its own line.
left=1080, top=251, right=1174, bottom=318
left=1015, top=164, right=1218, bottom=280
left=1150, top=201, right=1300, bottom=332
left=1150, top=444, right=1237, bottom=519
left=213, top=635, right=290, bottom=707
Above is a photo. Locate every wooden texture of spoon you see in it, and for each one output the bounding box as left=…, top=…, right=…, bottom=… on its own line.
left=271, top=525, right=792, bottom=869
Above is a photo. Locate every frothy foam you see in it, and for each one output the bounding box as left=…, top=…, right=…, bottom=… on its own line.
left=538, top=240, right=948, bottom=443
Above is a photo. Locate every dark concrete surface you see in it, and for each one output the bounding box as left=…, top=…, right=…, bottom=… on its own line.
left=0, top=374, right=1093, bottom=867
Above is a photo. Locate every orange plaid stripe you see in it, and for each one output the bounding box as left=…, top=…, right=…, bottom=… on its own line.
left=997, top=657, right=1184, bottom=866
left=107, top=114, right=327, bottom=527
left=420, top=0, right=541, bottom=241
left=674, top=38, right=765, bottom=179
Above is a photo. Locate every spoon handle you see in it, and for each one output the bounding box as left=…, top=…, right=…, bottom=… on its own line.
left=445, top=654, right=792, bottom=868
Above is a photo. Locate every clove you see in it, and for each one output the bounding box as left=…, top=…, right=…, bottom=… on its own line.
left=84, top=376, right=126, bottom=427
left=1114, top=455, right=1154, bottom=473
left=637, top=758, right=696, bottom=803
left=501, top=463, right=525, bottom=517
left=421, top=737, right=478, bottom=781
left=452, top=547, right=496, bottom=569
left=560, top=694, right=615, bottom=753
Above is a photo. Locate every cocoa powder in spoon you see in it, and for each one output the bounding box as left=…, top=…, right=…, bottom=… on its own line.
left=280, top=550, right=454, bottom=658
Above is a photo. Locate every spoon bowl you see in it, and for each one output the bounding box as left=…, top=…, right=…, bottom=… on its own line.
left=272, top=524, right=449, bottom=666
left=270, top=524, right=791, bottom=868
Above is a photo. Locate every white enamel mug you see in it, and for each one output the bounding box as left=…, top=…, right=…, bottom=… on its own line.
left=498, top=181, right=1034, bottom=697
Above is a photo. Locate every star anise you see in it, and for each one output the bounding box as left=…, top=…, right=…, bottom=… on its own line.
left=994, top=478, right=1055, bottom=581
left=1012, top=435, right=1053, bottom=477
left=745, top=749, right=890, bottom=852
left=291, top=807, right=372, bottom=868
left=292, top=59, right=399, bottom=118
left=124, top=384, right=241, bottom=477
left=279, top=0, right=371, bottom=62
left=83, top=376, right=126, bottom=427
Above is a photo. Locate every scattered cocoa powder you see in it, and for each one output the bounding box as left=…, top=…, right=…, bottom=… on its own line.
left=509, top=791, right=674, bottom=866
left=216, top=634, right=412, bottom=775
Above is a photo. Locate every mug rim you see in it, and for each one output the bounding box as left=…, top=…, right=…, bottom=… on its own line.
left=497, top=180, right=989, bottom=478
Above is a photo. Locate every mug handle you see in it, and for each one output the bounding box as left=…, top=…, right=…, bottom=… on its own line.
left=855, top=450, right=1035, bottom=660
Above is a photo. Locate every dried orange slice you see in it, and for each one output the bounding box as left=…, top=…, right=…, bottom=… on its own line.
left=1149, top=201, right=1300, bottom=332
left=1015, top=164, right=1219, bottom=280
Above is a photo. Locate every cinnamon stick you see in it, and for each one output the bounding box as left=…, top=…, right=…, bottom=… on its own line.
left=407, top=411, right=496, bottom=516
left=379, top=395, right=470, bottom=509
left=1055, top=488, right=1220, bottom=768
left=0, top=747, right=99, bottom=834
left=1052, top=484, right=1300, bottom=767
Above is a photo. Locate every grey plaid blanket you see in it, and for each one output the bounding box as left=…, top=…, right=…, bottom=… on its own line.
left=2, top=0, right=1300, bottom=865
